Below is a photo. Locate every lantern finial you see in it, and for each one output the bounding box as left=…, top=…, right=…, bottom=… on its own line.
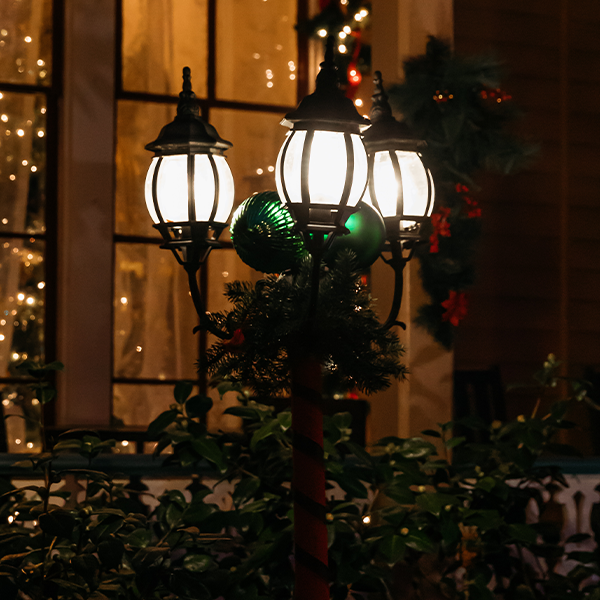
left=370, top=71, right=394, bottom=124
left=177, top=67, right=200, bottom=118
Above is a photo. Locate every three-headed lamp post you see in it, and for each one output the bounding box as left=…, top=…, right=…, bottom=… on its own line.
left=144, top=41, right=435, bottom=600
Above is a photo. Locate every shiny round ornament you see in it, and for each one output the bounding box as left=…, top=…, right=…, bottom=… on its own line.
left=325, top=201, right=386, bottom=269
left=230, top=191, right=306, bottom=273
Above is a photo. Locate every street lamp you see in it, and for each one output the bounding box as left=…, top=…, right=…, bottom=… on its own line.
left=275, top=36, right=369, bottom=243
left=363, top=71, right=435, bottom=328
left=144, top=67, right=234, bottom=338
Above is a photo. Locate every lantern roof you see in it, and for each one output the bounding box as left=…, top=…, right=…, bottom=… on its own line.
left=363, top=71, right=426, bottom=152
left=282, top=36, right=370, bottom=131
left=145, top=67, right=232, bottom=154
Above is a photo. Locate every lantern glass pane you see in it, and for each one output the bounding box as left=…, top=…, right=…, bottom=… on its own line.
left=427, top=170, right=435, bottom=216
left=397, top=151, right=430, bottom=219
left=144, top=157, right=159, bottom=223
left=192, top=154, right=216, bottom=222
left=308, top=131, right=348, bottom=205
left=212, top=155, right=235, bottom=223
left=348, top=133, right=369, bottom=208
left=372, top=151, right=398, bottom=218
left=276, top=130, right=304, bottom=205
left=155, top=154, right=189, bottom=223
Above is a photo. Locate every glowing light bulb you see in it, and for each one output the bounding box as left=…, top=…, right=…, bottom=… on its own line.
left=362, top=515, right=371, bottom=524
left=0, top=92, right=3, bottom=99
left=24, top=36, right=32, bottom=43
left=7, top=516, right=14, bottom=524
left=122, top=440, right=129, bottom=446
left=136, top=346, right=142, bottom=352
left=360, top=9, right=368, bottom=17
left=289, top=74, right=296, bottom=80
left=253, top=53, right=260, bottom=59
left=338, top=44, right=347, bottom=53
left=266, top=70, right=273, bottom=80
left=26, top=442, right=33, bottom=448
left=21, top=160, right=27, bottom=166
left=339, top=31, right=347, bottom=39
left=120, top=296, right=128, bottom=305
left=17, top=293, right=24, bottom=301
left=0, top=30, right=7, bottom=37
left=37, top=59, right=44, bottom=66
left=37, top=130, right=44, bottom=138
left=268, top=165, right=274, bottom=172
left=288, top=61, right=295, bottom=71
left=31, top=165, right=37, bottom=172
left=1, top=219, right=7, bottom=224
left=9, top=174, right=15, bottom=181
left=1, top=399, right=8, bottom=406
left=26, top=297, right=34, bottom=305
left=266, top=81, right=273, bottom=88
left=343, top=26, right=351, bottom=34
left=355, top=99, right=363, bottom=107
left=317, top=28, right=327, bottom=38
left=14, top=439, right=21, bottom=445
left=0, top=115, right=6, bottom=122
left=32, top=398, right=39, bottom=405
left=256, top=168, right=264, bottom=175
left=354, top=13, right=363, bottom=21
left=37, top=281, right=45, bottom=289
left=40, top=107, right=46, bottom=114
left=0, top=335, right=4, bottom=341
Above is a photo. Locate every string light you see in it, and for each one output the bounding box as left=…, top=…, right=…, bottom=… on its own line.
left=1, top=114, right=7, bottom=122
left=256, top=168, right=263, bottom=175
left=135, top=346, right=142, bottom=352
left=338, top=44, right=347, bottom=53
left=17, top=293, right=24, bottom=301
left=343, top=26, right=351, bottom=34
left=354, top=13, right=363, bottom=21
left=21, top=159, right=27, bottom=166
left=37, top=281, right=45, bottom=289
left=362, top=515, right=371, bottom=524
left=37, top=130, right=44, bottom=137
left=339, top=31, right=347, bottom=39
left=120, top=296, right=128, bottom=305
left=122, top=440, right=129, bottom=447
left=317, top=28, right=327, bottom=38
left=268, top=165, right=274, bottom=172
left=31, top=165, right=37, bottom=172
left=355, top=99, right=363, bottom=107
left=16, top=129, right=24, bottom=137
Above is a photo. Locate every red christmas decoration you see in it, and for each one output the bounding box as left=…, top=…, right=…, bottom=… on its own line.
left=433, top=89, right=454, bottom=103
left=429, top=206, right=451, bottom=253
left=441, top=290, right=468, bottom=327
left=480, top=86, right=512, bottom=104
left=223, top=328, right=245, bottom=351
left=455, top=183, right=481, bottom=218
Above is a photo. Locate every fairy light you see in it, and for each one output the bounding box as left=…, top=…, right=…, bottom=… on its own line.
left=1, top=114, right=7, bottom=122
left=37, top=281, right=45, bottom=289
left=26, top=442, right=33, bottom=449
left=289, top=74, right=296, bottom=80
left=26, top=297, right=34, bottom=306
left=37, top=59, right=44, bottom=66
left=268, top=165, right=274, bottom=172
left=7, top=516, right=14, bottom=524
left=121, top=440, right=129, bottom=447
left=135, top=346, right=142, bottom=353
left=120, top=296, right=128, bottom=305
left=339, top=31, right=347, bottom=39
left=354, top=13, right=363, bottom=21
left=1, top=399, right=8, bottom=406
left=267, top=81, right=273, bottom=88
left=317, top=28, right=327, bottom=38
left=362, top=515, right=371, bottom=524
left=32, top=398, right=39, bottom=406
left=17, top=293, right=24, bottom=301
left=40, top=107, right=46, bottom=114
left=0, top=92, right=3, bottom=99
left=343, top=25, right=351, bottom=34
left=0, top=30, right=7, bottom=37
left=360, top=9, right=368, bottom=17
left=288, top=61, right=295, bottom=71
left=355, top=99, right=363, bottom=107
left=1, top=219, right=7, bottom=225
left=37, top=130, right=44, bottom=138
left=9, top=174, right=15, bottom=181
left=256, top=168, right=263, bottom=175
left=266, top=69, right=273, bottom=80
left=14, top=438, right=21, bottom=445
left=31, top=166, right=37, bottom=172
left=338, top=44, right=347, bottom=53
left=0, top=335, right=4, bottom=341
left=21, top=160, right=27, bottom=166
left=5, top=130, right=11, bottom=136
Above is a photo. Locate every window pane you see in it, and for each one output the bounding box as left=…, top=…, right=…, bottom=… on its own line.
left=0, top=238, right=45, bottom=377
left=0, top=92, right=47, bottom=234
left=1, top=383, right=42, bottom=452
left=114, top=243, right=199, bottom=381
left=210, top=108, right=286, bottom=213
left=216, top=0, right=297, bottom=105
left=115, top=100, right=177, bottom=237
left=113, top=383, right=197, bottom=428
left=122, top=0, right=208, bottom=98
left=0, top=0, right=53, bottom=86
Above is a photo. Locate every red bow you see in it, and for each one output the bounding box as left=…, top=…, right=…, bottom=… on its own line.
left=441, top=291, right=468, bottom=327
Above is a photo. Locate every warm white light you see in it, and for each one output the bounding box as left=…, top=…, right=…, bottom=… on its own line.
left=7, top=516, right=14, bottom=524
left=355, top=99, right=363, bottom=107
left=256, top=168, right=263, bottom=175
left=21, top=160, right=27, bottom=166
left=145, top=154, right=234, bottom=225
left=288, top=61, right=296, bottom=71
left=31, top=166, right=37, bottom=172
left=289, top=74, right=296, bottom=80
left=266, top=69, right=273, bottom=79
left=31, top=398, right=39, bottom=405
left=26, top=442, right=33, bottom=448
left=343, top=26, right=351, bottom=34
left=1, top=399, right=8, bottom=406
left=1, top=115, right=7, bottom=122
left=339, top=31, right=347, bottom=39
left=360, top=9, right=368, bottom=17
left=268, top=165, right=274, bottom=172
left=354, top=13, right=363, bottom=21
left=14, top=439, right=21, bottom=445
left=26, top=297, right=34, bottom=305
left=40, top=107, right=46, bottom=114
left=267, top=81, right=274, bottom=88
left=362, top=515, right=371, bottom=524
left=37, top=130, right=44, bottom=137
left=37, top=59, right=44, bottom=66
left=9, top=174, right=15, bottom=181
left=120, top=296, right=128, bottom=305
left=338, top=44, right=347, bottom=53
left=1, top=219, right=7, bottom=224
left=122, top=440, right=129, bottom=446
left=317, top=29, right=328, bottom=38
left=24, top=36, right=32, bottom=43
left=136, top=346, right=142, bottom=352
left=276, top=130, right=368, bottom=209
left=17, top=293, right=25, bottom=301
left=37, top=281, right=45, bottom=289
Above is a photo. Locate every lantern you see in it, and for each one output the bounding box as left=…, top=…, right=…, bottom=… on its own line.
left=275, top=37, right=370, bottom=236
left=145, top=67, right=234, bottom=267
left=363, top=71, right=435, bottom=240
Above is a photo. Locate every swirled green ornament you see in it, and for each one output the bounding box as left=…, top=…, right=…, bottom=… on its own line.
left=230, top=191, right=307, bottom=273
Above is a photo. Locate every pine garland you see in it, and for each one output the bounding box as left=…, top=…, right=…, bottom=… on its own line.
left=387, top=37, right=536, bottom=348
left=203, top=252, right=407, bottom=397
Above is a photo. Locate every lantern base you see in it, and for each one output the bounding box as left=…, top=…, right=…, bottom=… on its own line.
left=154, top=221, right=227, bottom=268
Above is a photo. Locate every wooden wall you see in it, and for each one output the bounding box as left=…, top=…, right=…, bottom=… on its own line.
left=452, top=1, right=600, bottom=422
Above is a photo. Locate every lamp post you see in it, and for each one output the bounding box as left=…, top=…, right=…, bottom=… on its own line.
left=145, top=54, right=435, bottom=600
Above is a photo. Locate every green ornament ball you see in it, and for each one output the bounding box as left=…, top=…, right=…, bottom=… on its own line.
left=230, top=191, right=306, bottom=273
left=325, top=201, right=386, bottom=269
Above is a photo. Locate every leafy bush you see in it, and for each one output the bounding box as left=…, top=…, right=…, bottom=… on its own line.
left=0, top=358, right=599, bottom=599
